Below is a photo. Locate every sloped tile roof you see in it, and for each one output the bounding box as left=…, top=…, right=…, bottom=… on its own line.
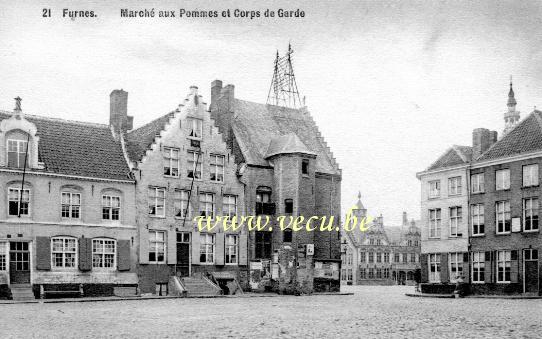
left=426, top=145, right=472, bottom=171
left=477, top=110, right=542, bottom=161
left=0, top=111, right=133, bottom=181
left=264, top=132, right=316, bottom=159
left=125, top=112, right=175, bottom=162
left=231, top=99, right=340, bottom=175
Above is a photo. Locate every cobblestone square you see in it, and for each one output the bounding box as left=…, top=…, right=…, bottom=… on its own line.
left=1, top=286, right=541, bottom=338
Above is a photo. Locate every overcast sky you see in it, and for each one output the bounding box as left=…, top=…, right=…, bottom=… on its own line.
left=2, top=0, right=542, bottom=225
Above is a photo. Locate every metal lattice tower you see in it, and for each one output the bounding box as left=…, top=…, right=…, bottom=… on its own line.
left=267, top=44, right=302, bottom=108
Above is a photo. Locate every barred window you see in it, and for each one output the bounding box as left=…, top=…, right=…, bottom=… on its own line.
left=92, top=238, right=116, bottom=269
left=51, top=237, right=77, bottom=268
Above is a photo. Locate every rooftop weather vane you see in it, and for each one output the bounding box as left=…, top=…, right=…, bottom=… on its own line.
left=266, top=44, right=302, bottom=108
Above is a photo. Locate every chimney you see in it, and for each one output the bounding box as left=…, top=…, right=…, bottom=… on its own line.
left=210, top=81, right=235, bottom=147
left=110, top=89, right=133, bottom=132
left=472, top=128, right=495, bottom=159
left=402, top=212, right=408, bottom=226
left=222, top=84, right=235, bottom=109
left=210, top=80, right=223, bottom=109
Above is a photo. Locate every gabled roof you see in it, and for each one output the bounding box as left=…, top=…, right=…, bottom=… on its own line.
left=231, top=99, right=340, bottom=175
left=125, top=112, right=175, bottom=162
left=477, top=110, right=542, bottom=161
left=264, top=132, right=316, bottom=159
left=426, top=145, right=472, bottom=171
left=0, top=111, right=132, bottom=181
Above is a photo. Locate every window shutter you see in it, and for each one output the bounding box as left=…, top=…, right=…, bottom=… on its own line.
left=117, top=239, right=131, bottom=271
left=167, top=230, right=176, bottom=265
left=484, top=251, right=493, bottom=283
left=420, top=254, right=428, bottom=282
left=510, top=250, right=519, bottom=283
left=463, top=252, right=470, bottom=282
left=191, top=230, right=200, bottom=264
left=78, top=237, right=92, bottom=272
left=239, top=233, right=248, bottom=265
left=216, top=233, right=225, bottom=266
left=440, top=253, right=449, bottom=283
left=36, top=236, right=51, bottom=270
left=139, top=229, right=149, bottom=264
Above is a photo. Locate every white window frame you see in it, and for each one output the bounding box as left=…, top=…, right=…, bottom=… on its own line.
left=61, top=192, right=81, bottom=219
left=523, top=197, right=539, bottom=232
left=429, top=208, right=441, bottom=238
left=149, top=230, right=166, bottom=264
left=448, top=177, right=462, bottom=196
left=200, top=233, right=215, bottom=264
left=148, top=187, right=166, bottom=217
left=449, top=252, right=463, bottom=282
left=174, top=190, right=191, bottom=219
left=225, top=234, right=238, bottom=265
left=471, top=173, right=485, bottom=193
left=522, top=164, right=539, bottom=187
left=51, top=236, right=77, bottom=269
left=92, top=238, right=117, bottom=269
left=428, top=253, right=441, bottom=283
left=496, top=201, right=511, bottom=234
left=7, top=138, right=28, bottom=168
left=187, top=151, right=202, bottom=180
left=0, top=242, right=6, bottom=271
left=496, top=250, right=511, bottom=283
left=163, top=147, right=180, bottom=177
left=428, top=180, right=440, bottom=198
left=210, top=154, right=225, bottom=182
left=471, top=204, right=485, bottom=236
left=471, top=251, right=485, bottom=283
left=199, top=193, right=215, bottom=218
left=449, top=206, right=462, bottom=237
left=102, top=195, right=121, bottom=221
left=8, top=187, right=30, bottom=217
left=495, top=169, right=510, bottom=191
left=187, top=118, right=203, bottom=140
left=222, top=195, right=237, bottom=218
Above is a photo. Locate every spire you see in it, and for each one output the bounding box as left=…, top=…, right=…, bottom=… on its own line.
left=507, top=76, right=516, bottom=107
left=504, top=76, right=520, bottom=136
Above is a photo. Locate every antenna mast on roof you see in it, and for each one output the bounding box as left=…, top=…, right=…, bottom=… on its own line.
left=266, top=44, right=302, bottom=108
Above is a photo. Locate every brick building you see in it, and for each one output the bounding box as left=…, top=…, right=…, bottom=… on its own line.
left=124, top=87, right=247, bottom=295
left=0, top=98, right=138, bottom=300
left=341, top=194, right=421, bottom=286
left=210, top=80, right=342, bottom=293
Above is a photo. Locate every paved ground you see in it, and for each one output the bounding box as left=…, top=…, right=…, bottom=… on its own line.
left=1, top=285, right=541, bottom=338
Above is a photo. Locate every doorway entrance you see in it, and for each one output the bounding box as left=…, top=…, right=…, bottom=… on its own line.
left=176, top=232, right=191, bottom=277
left=523, top=249, right=539, bottom=294
left=9, top=242, right=30, bottom=284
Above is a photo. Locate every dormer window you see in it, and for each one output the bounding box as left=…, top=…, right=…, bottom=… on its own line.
left=7, top=138, right=28, bottom=168
left=187, top=118, right=203, bottom=140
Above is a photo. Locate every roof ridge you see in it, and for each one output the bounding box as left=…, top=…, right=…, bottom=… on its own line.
left=451, top=144, right=470, bottom=162
left=128, top=111, right=176, bottom=135
left=0, top=110, right=109, bottom=128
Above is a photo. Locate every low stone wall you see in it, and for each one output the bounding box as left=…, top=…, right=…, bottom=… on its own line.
left=420, top=283, right=456, bottom=294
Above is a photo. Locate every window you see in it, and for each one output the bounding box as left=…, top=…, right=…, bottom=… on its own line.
left=368, top=268, right=374, bottom=279
left=149, top=231, right=166, bottom=263
left=359, top=252, right=366, bottom=262
left=225, top=234, right=238, bottom=264
left=496, top=201, right=511, bottom=234
left=7, top=138, right=28, bottom=168
left=51, top=237, right=77, bottom=268
left=8, top=188, right=29, bottom=216
left=148, top=187, right=166, bottom=217
left=347, top=268, right=353, bottom=281
left=384, top=252, right=390, bottom=263
left=407, top=240, right=413, bottom=246
left=429, top=208, right=441, bottom=238
left=187, top=151, right=202, bottom=179
left=369, top=238, right=375, bottom=245
left=523, top=198, right=539, bottom=232
left=284, top=199, right=293, bottom=214
left=383, top=268, right=390, bottom=279
left=448, top=177, right=462, bottom=195
left=341, top=269, right=346, bottom=281
left=428, top=253, right=441, bottom=282
left=210, top=155, right=225, bottom=182
left=360, top=268, right=366, bottom=279
left=496, top=169, right=510, bottom=190
left=163, top=147, right=180, bottom=177
left=222, top=195, right=237, bottom=217
left=471, top=204, right=485, bottom=236
left=102, top=195, right=121, bottom=221
left=525, top=249, right=539, bottom=261
left=394, top=253, right=400, bottom=263
left=471, top=173, right=485, bottom=193
left=302, top=159, right=309, bottom=175
left=449, top=206, right=462, bottom=237
left=283, top=228, right=293, bottom=243
left=429, top=180, right=440, bottom=198
left=255, top=188, right=274, bottom=215
left=376, top=252, right=382, bottom=263
left=187, top=118, right=203, bottom=139
left=472, top=252, right=485, bottom=283
left=368, top=252, right=374, bottom=263
left=200, top=233, right=215, bottom=264
left=376, top=268, right=382, bottom=279
left=523, top=164, right=539, bottom=187
left=376, top=239, right=382, bottom=245
left=0, top=243, right=5, bottom=271
left=92, top=239, right=116, bottom=269
left=449, top=253, right=463, bottom=281
left=410, top=253, right=416, bottom=263
left=255, top=231, right=272, bottom=259
left=402, top=253, right=408, bottom=263
left=61, top=192, right=81, bottom=219
left=174, top=190, right=190, bottom=218
left=199, top=193, right=214, bottom=218
left=496, top=250, right=511, bottom=283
